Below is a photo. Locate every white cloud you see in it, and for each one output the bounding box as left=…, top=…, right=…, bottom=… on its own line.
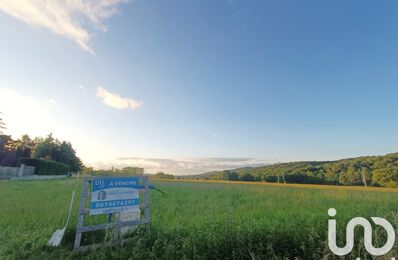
left=96, top=86, right=142, bottom=110
left=0, top=0, right=128, bottom=53
left=90, top=157, right=271, bottom=175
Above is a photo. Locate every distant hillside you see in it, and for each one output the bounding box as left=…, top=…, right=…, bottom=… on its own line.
left=184, top=152, right=398, bottom=188
left=184, top=167, right=255, bottom=179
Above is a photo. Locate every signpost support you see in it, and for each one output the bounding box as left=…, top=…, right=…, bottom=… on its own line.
left=73, top=178, right=88, bottom=250
left=73, top=176, right=150, bottom=251
left=144, top=177, right=150, bottom=230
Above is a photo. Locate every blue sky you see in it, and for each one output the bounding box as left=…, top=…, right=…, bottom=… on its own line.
left=0, top=0, right=397, bottom=174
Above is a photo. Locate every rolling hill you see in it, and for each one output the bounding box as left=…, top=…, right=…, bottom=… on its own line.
left=183, top=152, right=398, bottom=187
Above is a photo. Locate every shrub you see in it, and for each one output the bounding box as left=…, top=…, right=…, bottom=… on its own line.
left=284, top=174, right=324, bottom=184
left=265, top=176, right=278, bottom=183
left=239, top=173, right=255, bottom=182
left=19, top=158, right=70, bottom=175
left=371, top=168, right=398, bottom=187
left=385, top=181, right=398, bottom=188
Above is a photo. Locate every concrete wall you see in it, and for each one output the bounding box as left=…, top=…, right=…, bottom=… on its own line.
left=0, top=165, right=35, bottom=179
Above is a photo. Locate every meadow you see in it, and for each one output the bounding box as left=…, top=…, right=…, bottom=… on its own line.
left=1, top=178, right=398, bottom=259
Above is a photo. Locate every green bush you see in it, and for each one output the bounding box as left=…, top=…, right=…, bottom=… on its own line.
left=19, top=158, right=70, bottom=175
left=284, top=174, right=324, bottom=184
left=265, top=176, right=278, bottom=183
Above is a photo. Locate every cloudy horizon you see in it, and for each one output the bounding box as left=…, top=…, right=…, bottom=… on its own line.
left=89, top=157, right=272, bottom=175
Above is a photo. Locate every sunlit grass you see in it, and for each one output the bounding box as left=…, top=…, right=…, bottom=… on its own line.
left=1, top=178, right=398, bottom=259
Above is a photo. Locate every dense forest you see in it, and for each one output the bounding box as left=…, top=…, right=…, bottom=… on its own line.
left=186, top=153, right=398, bottom=188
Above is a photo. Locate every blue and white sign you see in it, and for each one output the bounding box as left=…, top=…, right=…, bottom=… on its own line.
left=90, top=177, right=141, bottom=215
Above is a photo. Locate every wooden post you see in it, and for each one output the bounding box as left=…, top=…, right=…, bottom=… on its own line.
left=144, top=176, right=150, bottom=230
left=74, top=178, right=89, bottom=251
left=113, top=213, right=121, bottom=240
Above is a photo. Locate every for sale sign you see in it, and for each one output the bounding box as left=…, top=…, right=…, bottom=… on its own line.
left=89, top=177, right=140, bottom=215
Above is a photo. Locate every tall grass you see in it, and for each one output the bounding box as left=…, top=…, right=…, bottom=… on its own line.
left=1, top=179, right=398, bottom=259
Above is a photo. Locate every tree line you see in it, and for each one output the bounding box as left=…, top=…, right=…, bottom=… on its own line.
left=0, top=114, right=83, bottom=172
left=2, top=113, right=397, bottom=186
left=189, top=153, right=398, bottom=188
left=82, top=166, right=145, bottom=176
left=0, top=133, right=83, bottom=172
left=82, top=166, right=175, bottom=179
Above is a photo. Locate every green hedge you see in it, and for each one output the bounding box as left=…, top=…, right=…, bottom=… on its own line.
left=19, top=158, right=70, bottom=175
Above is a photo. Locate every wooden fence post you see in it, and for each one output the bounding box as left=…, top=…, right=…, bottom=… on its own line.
left=74, top=178, right=89, bottom=251
left=144, top=176, right=150, bottom=230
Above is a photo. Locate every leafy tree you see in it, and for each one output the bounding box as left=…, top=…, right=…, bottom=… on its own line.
left=240, top=173, right=255, bottom=182
left=0, top=115, right=18, bottom=166
left=324, top=167, right=338, bottom=184
left=228, top=171, right=240, bottom=181
left=360, top=167, right=370, bottom=187
left=13, top=134, right=35, bottom=159
left=220, top=170, right=239, bottom=181
left=154, top=171, right=174, bottom=179
left=33, top=133, right=83, bottom=172
left=264, top=176, right=278, bottom=182
left=32, top=134, right=58, bottom=159
left=58, top=141, right=83, bottom=172
left=0, top=134, right=16, bottom=166
left=336, top=164, right=364, bottom=186
left=372, top=168, right=398, bottom=187
left=120, top=166, right=145, bottom=176
left=81, top=166, right=94, bottom=175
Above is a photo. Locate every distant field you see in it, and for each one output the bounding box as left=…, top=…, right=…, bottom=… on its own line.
left=1, top=178, right=398, bottom=259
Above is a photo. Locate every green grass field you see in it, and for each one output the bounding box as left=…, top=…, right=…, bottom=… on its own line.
left=1, top=178, right=398, bottom=259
